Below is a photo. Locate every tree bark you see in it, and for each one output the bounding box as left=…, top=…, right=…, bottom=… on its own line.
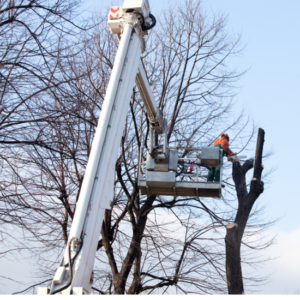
left=225, top=223, right=244, bottom=294
left=225, top=128, right=265, bottom=294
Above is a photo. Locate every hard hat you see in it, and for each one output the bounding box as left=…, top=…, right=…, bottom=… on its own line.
left=221, top=133, right=229, bottom=141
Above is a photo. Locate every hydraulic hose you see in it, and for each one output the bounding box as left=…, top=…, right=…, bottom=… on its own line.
left=134, top=11, right=145, bottom=27
left=50, top=238, right=83, bottom=295
left=129, top=11, right=156, bottom=31
left=142, top=13, right=156, bottom=31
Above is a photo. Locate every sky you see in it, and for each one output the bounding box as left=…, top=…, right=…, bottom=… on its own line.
left=200, top=0, right=300, bottom=230
left=1, top=0, right=300, bottom=295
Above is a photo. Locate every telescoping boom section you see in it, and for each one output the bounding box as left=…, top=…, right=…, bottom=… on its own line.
left=38, top=0, right=223, bottom=295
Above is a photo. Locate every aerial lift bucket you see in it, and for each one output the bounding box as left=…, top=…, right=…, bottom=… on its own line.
left=138, top=147, right=223, bottom=198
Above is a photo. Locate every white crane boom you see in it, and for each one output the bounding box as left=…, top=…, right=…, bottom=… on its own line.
left=136, top=63, right=163, bottom=133
left=38, top=1, right=162, bottom=295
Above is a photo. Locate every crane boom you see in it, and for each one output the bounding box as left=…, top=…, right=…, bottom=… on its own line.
left=136, top=63, right=163, bottom=133
left=38, top=2, right=160, bottom=295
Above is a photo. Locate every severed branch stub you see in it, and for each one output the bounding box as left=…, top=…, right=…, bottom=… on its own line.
left=225, top=128, right=265, bottom=294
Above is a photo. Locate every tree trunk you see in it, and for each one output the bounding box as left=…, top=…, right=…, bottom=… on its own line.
left=225, top=128, right=265, bottom=294
left=225, top=223, right=244, bottom=294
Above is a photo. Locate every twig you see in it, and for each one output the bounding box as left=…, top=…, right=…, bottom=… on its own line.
left=12, top=279, right=52, bottom=295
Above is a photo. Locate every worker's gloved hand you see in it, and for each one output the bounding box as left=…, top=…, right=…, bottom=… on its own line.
left=228, top=153, right=239, bottom=162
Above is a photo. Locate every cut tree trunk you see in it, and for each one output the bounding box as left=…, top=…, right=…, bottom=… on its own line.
left=225, top=128, right=265, bottom=294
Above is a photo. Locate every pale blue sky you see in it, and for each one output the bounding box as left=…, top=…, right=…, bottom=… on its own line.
left=204, top=0, right=300, bottom=234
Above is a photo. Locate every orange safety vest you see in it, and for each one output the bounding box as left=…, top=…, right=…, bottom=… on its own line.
left=213, top=138, right=234, bottom=156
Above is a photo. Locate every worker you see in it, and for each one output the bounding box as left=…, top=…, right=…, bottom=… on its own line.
left=207, top=133, right=236, bottom=182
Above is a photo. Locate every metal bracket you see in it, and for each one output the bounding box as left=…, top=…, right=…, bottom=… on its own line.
left=162, top=119, right=169, bottom=159
left=149, top=127, right=154, bottom=157
left=123, top=13, right=146, bottom=53
left=146, top=185, right=150, bottom=197
left=133, top=21, right=146, bottom=53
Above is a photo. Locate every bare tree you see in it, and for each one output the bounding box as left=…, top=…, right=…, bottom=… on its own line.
left=0, top=7, right=115, bottom=291
left=0, top=0, right=90, bottom=286
left=0, top=0, right=87, bottom=155
left=1, top=0, right=274, bottom=295
left=91, top=0, right=268, bottom=294
left=225, top=128, right=266, bottom=294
